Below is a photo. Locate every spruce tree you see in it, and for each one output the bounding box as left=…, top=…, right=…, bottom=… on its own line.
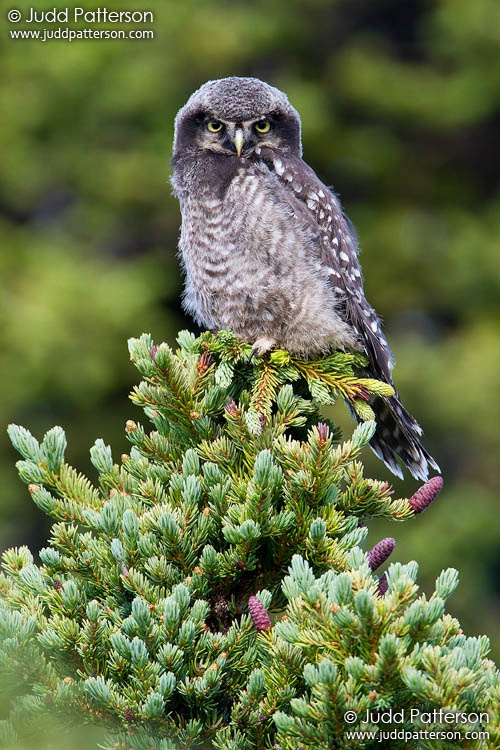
left=0, top=331, right=498, bottom=749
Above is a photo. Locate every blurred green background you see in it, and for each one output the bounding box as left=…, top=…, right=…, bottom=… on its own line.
left=1, top=0, right=499, bottom=683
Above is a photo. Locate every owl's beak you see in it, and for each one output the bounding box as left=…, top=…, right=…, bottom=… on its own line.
left=233, top=128, right=245, bottom=157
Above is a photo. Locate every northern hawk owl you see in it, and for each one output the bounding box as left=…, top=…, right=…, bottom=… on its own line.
left=171, top=76, right=440, bottom=481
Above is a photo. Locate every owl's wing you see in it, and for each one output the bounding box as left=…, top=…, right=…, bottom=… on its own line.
left=257, top=147, right=393, bottom=383
left=258, top=147, right=439, bottom=481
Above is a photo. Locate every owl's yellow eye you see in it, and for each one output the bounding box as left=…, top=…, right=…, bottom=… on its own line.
left=254, top=120, right=271, bottom=134
left=207, top=120, right=224, bottom=133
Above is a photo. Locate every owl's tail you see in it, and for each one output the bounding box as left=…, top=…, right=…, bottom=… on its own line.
left=366, top=393, right=441, bottom=481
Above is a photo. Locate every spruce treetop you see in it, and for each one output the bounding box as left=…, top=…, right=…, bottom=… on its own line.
left=0, top=331, right=497, bottom=749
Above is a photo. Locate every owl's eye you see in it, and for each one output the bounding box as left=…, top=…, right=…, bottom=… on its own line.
left=254, top=120, right=271, bottom=134
left=207, top=120, right=224, bottom=133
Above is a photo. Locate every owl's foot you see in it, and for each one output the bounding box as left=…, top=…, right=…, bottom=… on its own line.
left=251, top=336, right=276, bottom=358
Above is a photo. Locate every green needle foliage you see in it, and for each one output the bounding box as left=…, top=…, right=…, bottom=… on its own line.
left=0, top=331, right=498, bottom=749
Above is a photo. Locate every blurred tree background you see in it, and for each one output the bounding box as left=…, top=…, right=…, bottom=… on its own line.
left=1, top=0, right=499, bottom=672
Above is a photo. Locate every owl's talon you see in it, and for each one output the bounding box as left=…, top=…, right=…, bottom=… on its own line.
left=251, top=336, right=276, bottom=358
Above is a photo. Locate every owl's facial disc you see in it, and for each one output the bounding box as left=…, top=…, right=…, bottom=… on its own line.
left=173, top=79, right=303, bottom=160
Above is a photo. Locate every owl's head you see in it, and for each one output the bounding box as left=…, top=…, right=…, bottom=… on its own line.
left=173, top=77, right=302, bottom=160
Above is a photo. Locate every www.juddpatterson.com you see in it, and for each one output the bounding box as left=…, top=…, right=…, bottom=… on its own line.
left=7, top=7, right=154, bottom=24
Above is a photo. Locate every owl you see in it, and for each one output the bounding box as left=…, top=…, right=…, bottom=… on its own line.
left=171, top=77, right=440, bottom=481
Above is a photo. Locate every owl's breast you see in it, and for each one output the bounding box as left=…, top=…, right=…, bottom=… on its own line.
left=177, top=190, right=241, bottom=329
left=175, top=160, right=353, bottom=351
left=178, top=166, right=309, bottom=296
